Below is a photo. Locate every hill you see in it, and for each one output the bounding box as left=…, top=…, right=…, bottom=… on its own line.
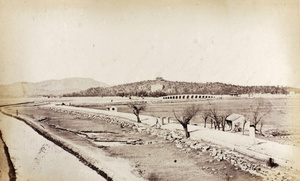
left=63, top=78, right=298, bottom=97
left=0, top=78, right=108, bottom=97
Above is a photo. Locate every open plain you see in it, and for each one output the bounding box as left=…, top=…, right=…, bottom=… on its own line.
left=0, top=95, right=299, bottom=180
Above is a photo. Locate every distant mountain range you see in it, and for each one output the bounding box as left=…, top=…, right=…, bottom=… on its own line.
left=1, top=77, right=299, bottom=98
left=0, top=78, right=108, bottom=97
left=63, top=77, right=299, bottom=97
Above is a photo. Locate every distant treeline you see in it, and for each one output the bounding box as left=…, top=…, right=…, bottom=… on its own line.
left=63, top=79, right=299, bottom=97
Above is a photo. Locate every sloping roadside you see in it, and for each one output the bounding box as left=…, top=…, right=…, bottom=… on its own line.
left=51, top=105, right=300, bottom=169
left=44, top=104, right=300, bottom=179
left=0, top=101, right=34, bottom=108
left=0, top=131, right=16, bottom=181
left=3, top=104, right=299, bottom=180
left=0, top=110, right=112, bottom=180
left=0, top=109, right=143, bottom=181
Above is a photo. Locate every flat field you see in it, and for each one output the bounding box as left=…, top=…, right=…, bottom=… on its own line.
left=1, top=104, right=261, bottom=181
left=1, top=95, right=299, bottom=180
left=61, top=96, right=300, bottom=146
left=2, top=95, right=299, bottom=142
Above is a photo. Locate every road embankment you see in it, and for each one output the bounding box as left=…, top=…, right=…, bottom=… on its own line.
left=0, top=130, right=16, bottom=181
left=0, top=109, right=141, bottom=181
left=1, top=110, right=112, bottom=180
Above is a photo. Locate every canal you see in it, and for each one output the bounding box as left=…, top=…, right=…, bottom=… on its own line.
left=0, top=112, right=105, bottom=181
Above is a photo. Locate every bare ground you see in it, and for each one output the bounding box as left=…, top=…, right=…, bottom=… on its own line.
left=1, top=104, right=262, bottom=181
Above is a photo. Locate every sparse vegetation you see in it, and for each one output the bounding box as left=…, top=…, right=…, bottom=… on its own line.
left=128, top=103, right=146, bottom=123
left=249, top=98, right=271, bottom=134
left=220, top=112, right=231, bottom=131
left=202, top=110, right=210, bottom=128
left=209, top=107, right=221, bottom=130
left=1, top=97, right=299, bottom=181
left=62, top=79, right=298, bottom=97
left=173, top=104, right=200, bottom=138
left=204, top=100, right=231, bottom=131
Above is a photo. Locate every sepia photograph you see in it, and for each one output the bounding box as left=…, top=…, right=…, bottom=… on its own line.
left=0, top=0, right=300, bottom=180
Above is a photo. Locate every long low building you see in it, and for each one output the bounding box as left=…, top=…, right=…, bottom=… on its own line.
left=162, top=94, right=216, bottom=99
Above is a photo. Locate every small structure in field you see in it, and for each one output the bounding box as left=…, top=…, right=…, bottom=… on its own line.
left=106, top=106, right=118, bottom=112
left=229, top=92, right=239, bottom=97
left=162, top=117, right=172, bottom=124
left=226, top=113, right=249, bottom=132
left=289, top=91, right=295, bottom=95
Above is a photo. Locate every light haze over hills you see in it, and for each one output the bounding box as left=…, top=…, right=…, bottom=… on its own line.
left=1, top=77, right=299, bottom=98
left=0, top=78, right=108, bottom=97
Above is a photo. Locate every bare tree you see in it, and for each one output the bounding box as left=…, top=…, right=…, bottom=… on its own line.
left=242, top=119, right=247, bottom=135
left=250, top=98, right=271, bottom=133
left=202, top=110, right=210, bottom=128
left=209, top=107, right=221, bottom=130
left=219, top=115, right=226, bottom=131
left=260, top=121, right=264, bottom=136
left=206, top=100, right=220, bottom=130
left=219, top=112, right=231, bottom=131
left=206, top=100, right=231, bottom=131
left=173, top=105, right=200, bottom=138
left=128, top=103, right=146, bottom=123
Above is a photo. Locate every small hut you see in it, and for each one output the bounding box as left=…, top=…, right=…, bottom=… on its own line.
left=229, top=92, right=239, bottom=97
left=226, top=113, right=249, bottom=132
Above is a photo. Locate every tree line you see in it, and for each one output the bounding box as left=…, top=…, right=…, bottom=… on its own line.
left=128, top=98, right=271, bottom=138
left=63, top=79, right=298, bottom=97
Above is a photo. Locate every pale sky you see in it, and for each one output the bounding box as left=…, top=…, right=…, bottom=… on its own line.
left=1, top=0, right=299, bottom=87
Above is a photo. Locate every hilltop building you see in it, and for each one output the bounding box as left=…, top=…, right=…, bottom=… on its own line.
left=151, top=84, right=163, bottom=92
left=150, top=77, right=165, bottom=92
left=156, top=77, right=164, bottom=81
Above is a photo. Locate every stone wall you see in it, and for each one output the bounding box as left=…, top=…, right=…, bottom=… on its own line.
left=42, top=106, right=295, bottom=181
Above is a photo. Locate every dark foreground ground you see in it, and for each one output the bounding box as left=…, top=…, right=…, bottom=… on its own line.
left=0, top=131, right=16, bottom=181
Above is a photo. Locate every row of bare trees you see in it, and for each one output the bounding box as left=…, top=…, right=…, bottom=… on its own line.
left=204, top=107, right=231, bottom=131
left=172, top=104, right=231, bottom=138
left=127, top=98, right=271, bottom=138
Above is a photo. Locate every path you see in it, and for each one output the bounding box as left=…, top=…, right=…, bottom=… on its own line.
left=46, top=104, right=300, bottom=170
